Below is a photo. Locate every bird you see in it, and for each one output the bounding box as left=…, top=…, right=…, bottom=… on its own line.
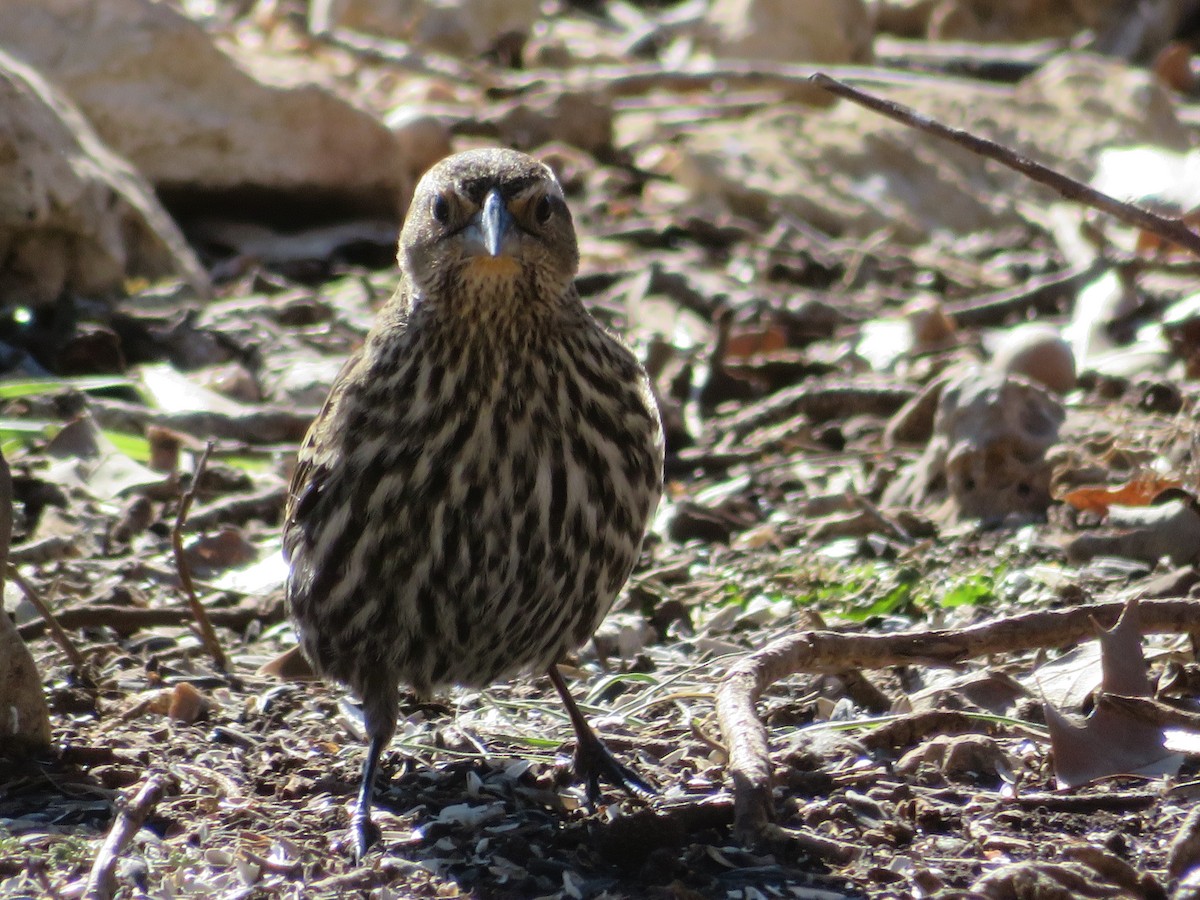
left=276, top=147, right=665, bottom=859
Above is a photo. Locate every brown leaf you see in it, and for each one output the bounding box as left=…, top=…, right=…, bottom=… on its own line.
left=1046, top=600, right=1182, bottom=789
left=1059, top=478, right=1182, bottom=514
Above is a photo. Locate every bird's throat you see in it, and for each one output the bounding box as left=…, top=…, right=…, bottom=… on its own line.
left=464, top=256, right=521, bottom=281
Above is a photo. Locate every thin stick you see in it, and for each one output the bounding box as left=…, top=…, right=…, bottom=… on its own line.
left=171, top=442, right=227, bottom=671
left=8, top=568, right=87, bottom=674
left=18, top=600, right=282, bottom=641
left=810, top=72, right=1200, bottom=258
left=83, top=775, right=166, bottom=900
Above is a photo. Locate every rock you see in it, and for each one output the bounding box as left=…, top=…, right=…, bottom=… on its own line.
left=668, top=54, right=1188, bottom=241
left=0, top=49, right=208, bottom=305
left=876, top=0, right=939, bottom=37
left=489, top=91, right=614, bottom=155
left=322, top=0, right=542, bottom=56
left=990, top=323, right=1077, bottom=394
left=386, top=109, right=455, bottom=189
left=929, top=0, right=1194, bottom=60
left=883, top=369, right=1065, bottom=523
left=704, top=0, right=874, bottom=64
left=0, top=0, right=407, bottom=219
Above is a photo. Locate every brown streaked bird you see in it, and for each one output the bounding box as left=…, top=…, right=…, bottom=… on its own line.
left=277, top=148, right=665, bottom=858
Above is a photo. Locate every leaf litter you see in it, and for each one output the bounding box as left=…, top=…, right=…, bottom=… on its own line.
left=7, top=4, right=1200, bottom=900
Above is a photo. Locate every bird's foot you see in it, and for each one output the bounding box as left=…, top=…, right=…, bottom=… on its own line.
left=351, top=811, right=380, bottom=862
left=573, top=728, right=656, bottom=808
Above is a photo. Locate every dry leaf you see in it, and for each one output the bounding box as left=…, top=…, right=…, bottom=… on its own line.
left=1059, top=478, right=1182, bottom=514
left=1046, top=600, right=1182, bottom=789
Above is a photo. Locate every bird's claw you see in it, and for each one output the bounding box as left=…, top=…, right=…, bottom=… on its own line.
left=574, top=732, right=656, bottom=808
left=351, top=812, right=380, bottom=862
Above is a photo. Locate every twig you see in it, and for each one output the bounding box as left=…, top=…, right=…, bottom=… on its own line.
left=86, top=397, right=317, bottom=445
left=83, top=775, right=167, bottom=900
left=184, top=485, right=288, bottom=531
left=944, top=262, right=1106, bottom=328
left=716, top=596, right=1200, bottom=842
left=503, top=61, right=1008, bottom=103
left=17, top=599, right=283, bottom=641
left=873, top=36, right=1064, bottom=82
left=811, top=73, right=1200, bottom=257
left=171, top=442, right=228, bottom=672
left=712, top=377, right=917, bottom=438
left=7, top=568, right=87, bottom=674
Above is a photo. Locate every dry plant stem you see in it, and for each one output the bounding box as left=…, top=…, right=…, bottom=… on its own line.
left=1011, top=790, right=1157, bottom=812
left=17, top=600, right=280, bottom=641
left=509, top=61, right=1006, bottom=103
left=83, top=774, right=166, bottom=900
left=811, top=73, right=1200, bottom=258
left=88, top=398, right=316, bottom=445
left=171, top=442, right=227, bottom=672
left=716, top=377, right=917, bottom=437
left=8, top=567, right=87, bottom=673
left=945, top=262, right=1105, bottom=328
left=717, top=597, right=1200, bottom=841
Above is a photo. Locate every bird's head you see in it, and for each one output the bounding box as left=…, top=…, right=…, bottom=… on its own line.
left=399, top=148, right=580, bottom=309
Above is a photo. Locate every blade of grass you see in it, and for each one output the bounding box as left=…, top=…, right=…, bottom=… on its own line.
left=0, top=375, right=138, bottom=400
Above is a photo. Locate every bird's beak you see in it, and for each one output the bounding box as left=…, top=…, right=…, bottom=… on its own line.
left=479, top=189, right=514, bottom=257
left=462, top=189, right=521, bottom=276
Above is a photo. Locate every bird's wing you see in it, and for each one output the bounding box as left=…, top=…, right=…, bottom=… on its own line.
left=282, top=350, right=365, bottom=562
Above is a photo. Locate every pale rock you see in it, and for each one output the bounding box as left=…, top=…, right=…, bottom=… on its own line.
left=929, top=0, right=1196, bottom=59
left=876, top=0, right=940, bottom=36
left=490, top=91, right=614, bottom=155
left=0, top=0, right=406, bottom=217
left=704, top=0, right=874, bottom=64
left=0, top=49, right=208, bottom=304
left=386, top=109, right=455, bottom=187
left=324, top=0, right=542, bottom=56
left=990, top=324, right=1077, bottom=395
left=883, top=369, right=1064, bottom=523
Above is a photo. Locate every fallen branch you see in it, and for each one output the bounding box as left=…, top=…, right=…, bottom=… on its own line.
left=87, top=397, right=316, bottom=445
left=506, top=61, right=1004, bottom=104
left=171, top=443, right=227, bottom=672
left=716, top=597, right=1200, bottom=842
left=16, top=599, right=283, bottom=641
left=712, top=377, right=917, bottom=438
left=811, top=73, right=1200, bottom=257
left=184, top=485, right=288, bottom=531
left=944, top=262, right=1106, bottom=328
left=83, top=774, right=168, bottom=900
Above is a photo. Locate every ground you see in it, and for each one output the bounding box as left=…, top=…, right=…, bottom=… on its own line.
left=3, top=3, right=1200, bottom=899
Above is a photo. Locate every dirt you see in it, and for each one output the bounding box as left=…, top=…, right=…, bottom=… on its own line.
left=5, top=3, right=1200, bottom=899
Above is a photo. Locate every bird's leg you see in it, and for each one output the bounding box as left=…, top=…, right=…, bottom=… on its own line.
left=546, top=664, right=655, bottom=806
left=352, top=681, right=397, bottom=861
left=352, top=732, right=386, bottom=861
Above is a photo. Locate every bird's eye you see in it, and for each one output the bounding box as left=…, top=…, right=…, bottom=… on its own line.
left=431, top=194, right=451, bottom=225
left=533, top=195, right=553, bottom=225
